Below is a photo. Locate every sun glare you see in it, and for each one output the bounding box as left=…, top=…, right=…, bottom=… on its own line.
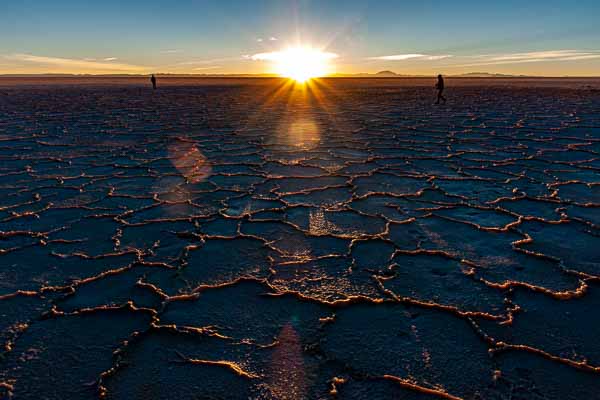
left=262, top=47, right=337, bottom=83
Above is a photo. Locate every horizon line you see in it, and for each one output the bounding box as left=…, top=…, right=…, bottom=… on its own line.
left=2, top=73, right=600, bottom=79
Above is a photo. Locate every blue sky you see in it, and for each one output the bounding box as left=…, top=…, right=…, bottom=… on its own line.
left=2, top=0, right=600, bottom=75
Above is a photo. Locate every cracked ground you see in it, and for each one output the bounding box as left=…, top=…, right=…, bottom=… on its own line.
left=0, top=77, right=599, bottom=399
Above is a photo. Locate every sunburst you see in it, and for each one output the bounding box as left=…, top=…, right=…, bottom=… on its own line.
left=255, top=46, right=337, bottom=82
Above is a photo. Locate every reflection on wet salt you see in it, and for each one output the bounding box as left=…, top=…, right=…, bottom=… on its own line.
left=268, top=322, right=307, bottom=400
left=271, top=117, right=321, bottom=154
left=288, top=118, right=321, bottom=151
left=167, top=139, right=212, bottom=183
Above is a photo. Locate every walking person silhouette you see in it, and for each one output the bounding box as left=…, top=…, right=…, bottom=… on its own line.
left=150, top=74, right=157, bottom=90
left=435, top=74, right=446, bottom=104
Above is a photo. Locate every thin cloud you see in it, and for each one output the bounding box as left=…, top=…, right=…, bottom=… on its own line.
left=456, top=50, right=600, bottom=67
left=560, top=54, right=600, bottom=61
left=369, top=54, right=452, bottom=61
left=426, top=55, right=453, bottom=61
left=193, top=66, right=221, bottom=71
left=103, top=57, right=118, bottom=61
left=174, top=57, right=240, bottom=66
left=487, top=50, right=587, bottom=61
left=161, top=49, right=183, bottom=54
left=257, top=37, right=277, bottom=43
left=369, top=54, right=425, bottom=61
left=5, top=53, right=148, bottom=72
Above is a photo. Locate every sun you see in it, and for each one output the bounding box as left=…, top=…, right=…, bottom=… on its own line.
left=267, top=47, right=337, bottom=83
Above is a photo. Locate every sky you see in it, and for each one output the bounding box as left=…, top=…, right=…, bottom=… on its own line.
left=2, top=0, right=600, bottom=76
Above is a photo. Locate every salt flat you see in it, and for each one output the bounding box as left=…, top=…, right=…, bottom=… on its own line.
left=0, top=77, right=599, bottom=399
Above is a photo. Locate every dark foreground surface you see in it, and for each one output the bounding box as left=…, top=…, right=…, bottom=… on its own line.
left=0, top=78, right=599, bottom=399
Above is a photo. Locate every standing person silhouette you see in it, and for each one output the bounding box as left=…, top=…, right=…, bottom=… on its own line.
left=435, top=74, right=446, bottom=104
left=150, top=74, right=157, bottom=90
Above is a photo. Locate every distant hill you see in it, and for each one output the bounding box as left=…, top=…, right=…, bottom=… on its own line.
left=454, top=72, right=526, bottom=78
left=374, top=70, right=399, bottom=77
left=330, top=71, right=419, bottom=78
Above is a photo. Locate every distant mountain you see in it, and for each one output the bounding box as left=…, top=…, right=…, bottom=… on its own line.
left=330, top=71, right=420, bottom=78
left=454, top=72, right=526, bottom=78
left=374, top=70, right=399, bottom=77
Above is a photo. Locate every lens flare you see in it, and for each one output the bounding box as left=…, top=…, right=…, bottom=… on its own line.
left=167, top=140, right=212, bottom=183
